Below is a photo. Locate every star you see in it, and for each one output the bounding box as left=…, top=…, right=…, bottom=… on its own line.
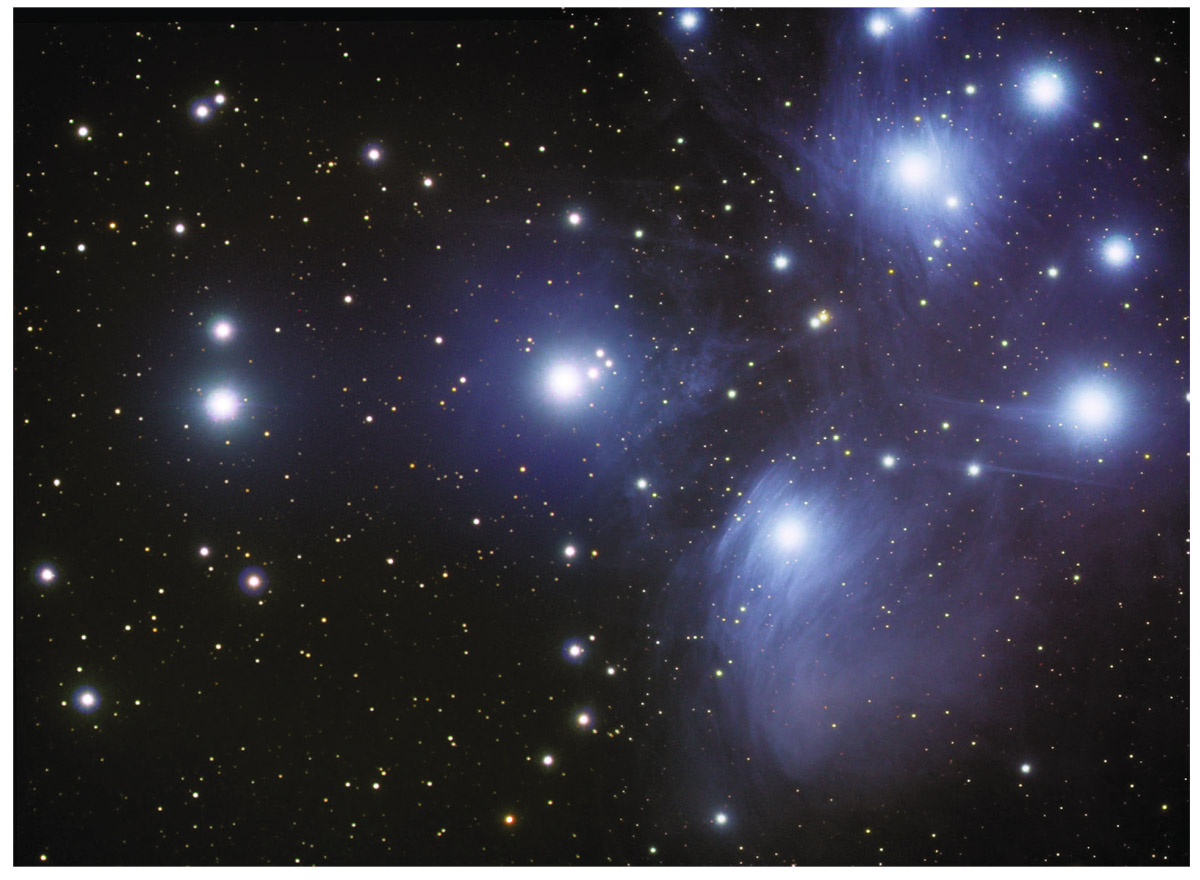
left=773, top=254, right=790, bottom=270
left=211, top=320, right=234, bottom=342
left=205, top=388, right=240, bottom=421
left=1102, top=235, right=1134, bottom=267
left=72, top=686, right=101, bottom=714
left=867, top=15, right=890, bottom=37
left=679, top=11, right=699, bottom=30
left=773, top=517, right=806, bottom=552
left=238, top=566, right=268, bottom=596
left=895, top=152, right=936, bottom=189
left=35, top=564, right=57, bottom=585
left=1067, top=385, right=1117, bottom=429
left=547, top=363, right=583, bottom=401
left=1027, top=71, right=1065, bottom=108
left=881, top=455, right=897, bottom=469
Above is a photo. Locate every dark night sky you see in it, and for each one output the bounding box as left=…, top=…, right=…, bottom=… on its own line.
left=13, top=5, right=1190, bottom=867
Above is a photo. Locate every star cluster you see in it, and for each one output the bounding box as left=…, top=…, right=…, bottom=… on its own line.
left=15, top=7, right=1188, bottom=868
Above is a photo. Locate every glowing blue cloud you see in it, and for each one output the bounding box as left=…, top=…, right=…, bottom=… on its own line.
left=658, top=461, right=1029, bottom=789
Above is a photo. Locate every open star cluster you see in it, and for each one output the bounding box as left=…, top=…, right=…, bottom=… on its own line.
left=16, top=7, right=1186, bottom=868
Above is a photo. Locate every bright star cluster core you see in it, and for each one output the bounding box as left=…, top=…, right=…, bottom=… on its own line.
left=15, top=7, right=1187, bottom=869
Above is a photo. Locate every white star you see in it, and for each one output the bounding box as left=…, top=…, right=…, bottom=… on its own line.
left=547, top=363, right=583, bottom=400
left=1102, top=236, right=1134, bottom=267
left=1027, top=72, right=1064, bottom=107
left=206, top=389, right=240, bottom=421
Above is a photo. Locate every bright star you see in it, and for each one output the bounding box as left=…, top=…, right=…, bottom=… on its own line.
left=680, top=11, right=699, bottom=30
left=547, top=363, right=583, bottom=400
left=365, top=145, right=383, bottom=163
left=1028, top=71, right=1065, bottom=107
left=77, top=125, right=89, bottom=137
left=897, top=153, right=934, bottom=188
left=1069, top=386, right=1116, bottom=429
left=1046, top=266, right=1059, bottom=278
left=966, top=463, right=981, bottom=477
left=238, top=566, right=268, bottom=596
left=636, top=477, right=649, bottom=490
left=944, top=195, right=960, bottom=208
left=36, top=565, right=57, bottom=585
left=199, top=546, right=210, bottom=558
left=542, top=754, right=554, bottom=766
left=567, top=212, right=582, bottom=226
left=715, top=812, right=728, bottom=826
left=577, top=712, right=592, bottom=728
left=564, top=641, right=586, bottom=662
left=564, top=544, right=577, bottom=559
left=211, top=320, right=234, bottom=342
left=774, top=518, right=806, bottom=552
left=1020, top=763, right=1032, bottom=774
left=773, top=254, right=790, bottom=270
left=867, top=16, right=890, bottom=37
left=881, top=455, right=897, bottom=469
left=1102, top=236, right=1134, bottom=266
left=174, top=222, right=186, bottom=234
left=72, top=686, right=101, bottom=714
left=205, top=388, right=240, bottom=421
